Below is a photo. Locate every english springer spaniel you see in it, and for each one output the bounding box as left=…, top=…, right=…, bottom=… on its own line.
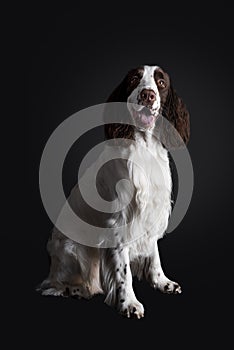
left=38, top=65, right=190, bottom=319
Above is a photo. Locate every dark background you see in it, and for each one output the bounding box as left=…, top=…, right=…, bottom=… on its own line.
left=19, top=2, right=234, bottom=347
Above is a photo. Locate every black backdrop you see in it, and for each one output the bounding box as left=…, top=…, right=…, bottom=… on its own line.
left=21, top=3, right=234, bottom=347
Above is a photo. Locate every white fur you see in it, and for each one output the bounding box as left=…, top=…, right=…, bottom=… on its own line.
left=38, top=66, right=182, bottom=319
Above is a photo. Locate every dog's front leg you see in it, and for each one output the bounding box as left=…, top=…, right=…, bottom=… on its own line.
left=148, top=241, right=182, bottom=294
left=101, top=246, right=144, bottom=318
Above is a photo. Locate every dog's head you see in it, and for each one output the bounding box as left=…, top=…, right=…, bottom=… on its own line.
left=105, top=65, right=190, bottom=146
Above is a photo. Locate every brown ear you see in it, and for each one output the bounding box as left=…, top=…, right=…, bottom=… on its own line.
left=104, top=79, right=135, bottom=141
left=162, top=86, right=190, bottom=147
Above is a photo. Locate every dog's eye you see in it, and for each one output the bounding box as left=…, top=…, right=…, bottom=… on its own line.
left=157, top=79, right=166, bottom=88
left=130, top=76, right=139, bottom=84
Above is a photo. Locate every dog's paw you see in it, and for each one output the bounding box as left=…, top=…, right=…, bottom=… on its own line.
left=119, top=299, right=144, bottom=319
left=157, top=279, right=182, bottom=294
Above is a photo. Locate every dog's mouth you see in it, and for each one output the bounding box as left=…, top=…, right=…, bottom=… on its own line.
left=131, top=106, right=158, bottom=128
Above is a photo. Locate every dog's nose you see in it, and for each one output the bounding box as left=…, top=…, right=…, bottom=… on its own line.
left=140, top=89, right=156, bottom=106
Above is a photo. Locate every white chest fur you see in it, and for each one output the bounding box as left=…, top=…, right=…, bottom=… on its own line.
left=126, top=132, right=172, bottom=257
left=129, top=132, right=172, bottom=199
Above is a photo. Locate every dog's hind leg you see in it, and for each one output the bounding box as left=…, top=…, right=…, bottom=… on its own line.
left=37, top=229, right=102, bottom=299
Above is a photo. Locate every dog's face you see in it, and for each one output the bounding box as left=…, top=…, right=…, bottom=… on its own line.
left=126, top=65, right=170, bottom=130
left=106, top=64, right=190, bottom=146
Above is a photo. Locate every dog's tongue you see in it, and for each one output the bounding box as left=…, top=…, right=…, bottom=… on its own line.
left=140, top=113, right=154, bottom=125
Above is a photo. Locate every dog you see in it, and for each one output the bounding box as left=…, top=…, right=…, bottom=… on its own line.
left=38, top=65, right=190, bottom=318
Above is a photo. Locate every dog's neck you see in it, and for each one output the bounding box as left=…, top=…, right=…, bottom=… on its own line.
left=134, top=128, right=161, bottom=149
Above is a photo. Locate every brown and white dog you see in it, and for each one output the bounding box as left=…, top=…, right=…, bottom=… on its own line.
left=38, top=65, right=190, bottom=318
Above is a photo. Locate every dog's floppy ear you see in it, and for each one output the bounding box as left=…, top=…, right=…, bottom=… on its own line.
left=162, top=84, right=190, bottom=147
left=104, top=77, right=135, bottom=141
